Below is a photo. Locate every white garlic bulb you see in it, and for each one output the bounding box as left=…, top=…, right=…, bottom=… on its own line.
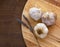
left=41, top=12, right=57, bottom=26
left=34, top=23, right=48, bottom=38
left=29, top=7, right=42, bottom=21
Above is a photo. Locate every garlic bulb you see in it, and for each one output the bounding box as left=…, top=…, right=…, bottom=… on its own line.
left=34, top=23, right=48, bottom=38
left=29, top=7, right=42, bottom=21
left=41, top=12, right=57, bottom=26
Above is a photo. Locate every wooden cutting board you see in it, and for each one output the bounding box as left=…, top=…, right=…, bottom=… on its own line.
left=22, top=0, right=60, bottom=47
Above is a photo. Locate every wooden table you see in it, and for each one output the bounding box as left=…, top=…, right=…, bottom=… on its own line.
left=0, top=0, right=60, bottom=47
left=0, top=0, right=27, bottom=47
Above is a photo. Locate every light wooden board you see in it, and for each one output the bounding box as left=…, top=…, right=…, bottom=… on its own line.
left=22, top=0, right=60, bottom=47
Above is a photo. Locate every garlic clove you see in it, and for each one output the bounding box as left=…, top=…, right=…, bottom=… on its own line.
left=34, top=23, right=48, bottom=38
left=41, top=12, right=57, bottom=26
left=29, top=7, right=43, bottom=21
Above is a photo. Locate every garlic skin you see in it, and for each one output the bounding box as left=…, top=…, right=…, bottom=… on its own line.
left=29, top=7, right=42, bottom=21
left=34, top=23, right=48, bottom=38
left=41, top=12, right=57, bottom=26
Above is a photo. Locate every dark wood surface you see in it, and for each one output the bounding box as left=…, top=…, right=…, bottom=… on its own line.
left=0, top=0, right=27, bottom=47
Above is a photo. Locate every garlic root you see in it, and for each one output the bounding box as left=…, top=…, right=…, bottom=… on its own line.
left=34, top=23, right=48, bottom=38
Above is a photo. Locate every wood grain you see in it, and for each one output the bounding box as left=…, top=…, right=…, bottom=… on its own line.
left=45, top=0, right=60, bottom=7
left=22, top=0, right=60, bottom=47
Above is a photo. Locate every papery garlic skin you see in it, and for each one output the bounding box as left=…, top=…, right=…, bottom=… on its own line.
left=29, top=7, right=42, bottom=21
left=41, top=12, right=57, bottom=26
left=34, top=23, right=48, bottom=38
